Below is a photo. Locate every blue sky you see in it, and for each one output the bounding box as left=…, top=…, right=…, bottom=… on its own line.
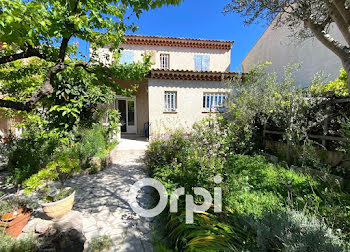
left=77, top=0, right=267, bottom=72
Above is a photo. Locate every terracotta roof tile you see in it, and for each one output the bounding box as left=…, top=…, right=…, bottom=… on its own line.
left=149, top=69, right=242, bottom=81
left=124, top=35, right=234, bottom=50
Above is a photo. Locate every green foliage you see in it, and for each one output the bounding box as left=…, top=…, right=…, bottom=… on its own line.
left=0, top=0, right=181, bottom=113
left=253, top=209, right=346, bottom=251
left=0, top=233, right=36, bottom=252
left=77, top=126, right=107, bottom=162
left=228, top=63, right=327, bottom=151
left=0, top=0, right=182, bottom=54
left=166, top=210, right=248, bottom=252
left=45, top=187, right=74, bottom=203
left=145, top=131, right=192, bottom=174
left=6, top=125, right=62, bottom=184
left=0, top=197, right=29, bottom=216
left=87, top=235, right=113, bottom=252
left=311, top=69, right=349, bottom=97
left=46, top=65, right=116, bottom=131
left=146, top=127, right=350, bottom=250
left=23, top=148, right=80, bottom=194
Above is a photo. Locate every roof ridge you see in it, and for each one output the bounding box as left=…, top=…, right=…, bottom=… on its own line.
left=124, top=34, right=234, bottom=45
left=151, top=68, right=241, bottom=74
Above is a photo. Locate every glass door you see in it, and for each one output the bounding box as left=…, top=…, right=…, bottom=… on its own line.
left=126, top=100, right=136, bottom=133
left=115, top=97, right=136, bottom=134
left=118, top=100, right=127, bottom=132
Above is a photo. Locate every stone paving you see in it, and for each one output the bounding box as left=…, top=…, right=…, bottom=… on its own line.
left=64, top=137, right=153, bottom=251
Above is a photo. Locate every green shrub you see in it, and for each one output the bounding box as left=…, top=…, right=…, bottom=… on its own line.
left=23, top=148, right=80, bottom=196
left=253, top=209, right=346, bottom=251
left=0, top=233, right=36, bottom=252
left=6, top=130, right=61, bottom=184
left=87, top=235, right=113, bottom=252
left=77, top=125, right=107, bottom=163
left=145, top=131, right=192, bottom=174
left=311, top=69, right=348, bottom=97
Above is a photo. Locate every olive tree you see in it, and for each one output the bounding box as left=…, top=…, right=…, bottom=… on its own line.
left=224, top=0, right=350, bottom=88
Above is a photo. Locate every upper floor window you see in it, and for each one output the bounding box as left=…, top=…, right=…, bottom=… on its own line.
left=203, top=93, right=227, bottom=112
left=160, top=54, right=170, bottom=70
left=120, top=51, right=134, bottom=64
left=194, top=55, right=210, bottom=71
left=165, top=91, right=177, bottom=112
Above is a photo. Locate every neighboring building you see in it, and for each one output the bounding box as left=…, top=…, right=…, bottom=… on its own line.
left=242, top=22, right=345, bottom=88
left=93, top=35, right=237, bottom=136
left=0, top=42, right=22, bottom=139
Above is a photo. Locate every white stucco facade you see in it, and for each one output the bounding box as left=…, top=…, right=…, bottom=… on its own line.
left=120, top=44, right=231, bottom=72
left=148, top=79, right=230, bottom=135
left=92, top=35, right=236, bottom=136
left=242, top=22, right=345, bottom=87
left=93, top=43, right=231, bottom=72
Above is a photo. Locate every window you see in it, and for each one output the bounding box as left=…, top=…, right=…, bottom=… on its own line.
left=194, top=55, right=210, bottom=71
left=120, top=51, right=134, bottom=64
left=160, top=54, right=170, bottom=69
left=165, top=91, right=177, bottom=111
left=203, top=93, right=227, bottom=111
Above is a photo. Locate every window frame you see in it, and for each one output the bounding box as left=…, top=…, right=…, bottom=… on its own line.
left=164, top=91, right=177, bottom=112
left=203, top=92, right=227, bottom=112
left=160, top=54, right=170, bottom=70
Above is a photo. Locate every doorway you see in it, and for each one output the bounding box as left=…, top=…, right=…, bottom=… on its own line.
left=114, top=97, right=137, bottom=134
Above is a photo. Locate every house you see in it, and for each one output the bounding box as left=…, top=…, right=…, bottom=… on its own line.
left=242, top=21, right=345, bottom=88
left=93, top=35, right=238, bottom=137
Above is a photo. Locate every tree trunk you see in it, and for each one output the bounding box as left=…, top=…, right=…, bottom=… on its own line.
left=343, top=58, right=350, bottom=90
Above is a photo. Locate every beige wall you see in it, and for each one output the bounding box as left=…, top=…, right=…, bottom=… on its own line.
left=116, top=79, right=149, bottom=135
left=242, top=22, right=344, bottom=88
left=0, top=112, right=22, bottom=139
left=94, top=44, right=231, bottom=72
left=148, top=79, right=230, bottom=136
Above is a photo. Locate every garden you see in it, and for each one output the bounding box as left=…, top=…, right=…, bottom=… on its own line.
left=146, top=65, right=350, bottom=251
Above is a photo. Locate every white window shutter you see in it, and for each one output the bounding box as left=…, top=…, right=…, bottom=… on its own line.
left=194, top=55, right=202, bottom=71
left=202, top=55, right=210, bottom=71
left=120, top=51, right=134, bottom=64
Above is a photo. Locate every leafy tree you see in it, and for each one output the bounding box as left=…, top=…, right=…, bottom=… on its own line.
left=0, top=0, right=182, bottom=111
left=224, top=0, right=350, bottom=89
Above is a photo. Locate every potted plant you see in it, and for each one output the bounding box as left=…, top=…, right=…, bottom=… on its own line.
left=0, top=196, right=32, bottom=237
left=24, top=150, right=80, bottom=219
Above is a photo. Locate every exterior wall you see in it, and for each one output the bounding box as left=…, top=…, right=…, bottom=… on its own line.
left=116, top=79, right=149, bottom=135
left=0, top=113, right=22, bottom=139
left=96, top=44, right=231, bottom=72
left=242, top=22, right=345, bottom=88
left=148, top=79, right=230, bottom=136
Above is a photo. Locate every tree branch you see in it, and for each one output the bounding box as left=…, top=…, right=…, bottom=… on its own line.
left=305, top=18, right=350, bottom=59
left=328, top=1, right=350, bottom=46
left=73, top=63, right=93, bottom=74
left=333, top=0, right=350, bottom=25
left=0, top=44, right=46, bottom=65
left=0, top=35, right=73, bottom=111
